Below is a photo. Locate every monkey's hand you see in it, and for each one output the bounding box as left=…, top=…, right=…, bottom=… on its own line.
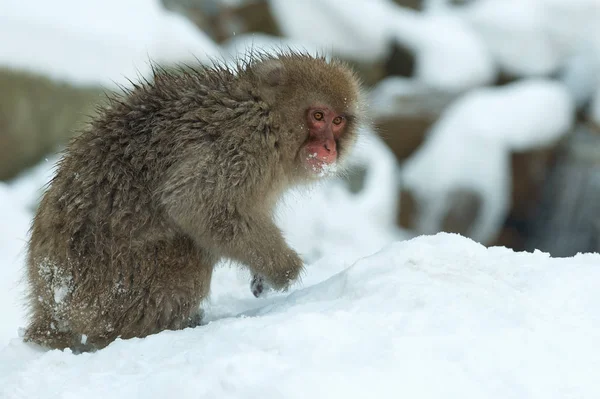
left=251, top=248, right=303, bottom=295
left=251, top=274, right=272, bottom=298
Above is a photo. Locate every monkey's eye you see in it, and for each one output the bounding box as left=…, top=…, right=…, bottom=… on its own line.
left=313, top=111, right=324, bottom=121
left=332, top=116, right=344, bottom=125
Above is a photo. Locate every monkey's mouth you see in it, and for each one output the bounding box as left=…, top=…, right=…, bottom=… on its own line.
left=305, top=152, right=338, bottom=177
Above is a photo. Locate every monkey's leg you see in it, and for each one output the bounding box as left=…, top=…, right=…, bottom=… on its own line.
left=250, top=274, right=275, bottom=298
left=23, top=310, right=81, bottom=350
left=114, top=240, right=215, bottom=341
left=161, top=169, right=304, bottom=292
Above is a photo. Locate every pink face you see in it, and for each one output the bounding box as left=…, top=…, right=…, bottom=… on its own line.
left=303, top=106, right=347, bottom=175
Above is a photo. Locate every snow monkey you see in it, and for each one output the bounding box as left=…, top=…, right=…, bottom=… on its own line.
left=23, top=52, right=365, bottom=351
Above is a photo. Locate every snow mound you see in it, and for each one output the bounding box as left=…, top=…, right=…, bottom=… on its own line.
left=2, top=233, right=600, bottom=398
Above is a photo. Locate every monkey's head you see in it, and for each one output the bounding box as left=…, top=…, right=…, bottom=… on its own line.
left=248, top=53, right=365, bottom=180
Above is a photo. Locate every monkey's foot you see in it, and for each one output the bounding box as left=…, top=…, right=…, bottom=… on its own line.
left=250, top=274, right=273, bottom=298
left=186, top=309, right=205, bottom=328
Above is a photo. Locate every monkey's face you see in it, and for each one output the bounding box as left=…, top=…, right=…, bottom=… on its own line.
left=249, top=53, right=363, bottom=179
left=300, top=105, right=350, bottom=176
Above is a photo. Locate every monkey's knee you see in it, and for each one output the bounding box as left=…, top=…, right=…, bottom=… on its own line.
left=185, top=308, right=205, bottom=328
left=23, top=315, right=80, bottom=351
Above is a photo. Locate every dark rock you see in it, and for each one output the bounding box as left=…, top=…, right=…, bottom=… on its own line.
left=0, top=68, right=104, bottom=181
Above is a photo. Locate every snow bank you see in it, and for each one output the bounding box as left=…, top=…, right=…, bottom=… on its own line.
left=0, top=0, right=221, bottom=87
left=401, top=80, right=574, bottom=243
left=2, top=233, right=600, bottom=398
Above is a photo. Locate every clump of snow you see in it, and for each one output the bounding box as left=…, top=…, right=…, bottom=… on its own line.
left=2, top=233, right=600, bottom=398
left=0, top=0, right=221, bottom=88
left=401, top=79, right=575, bottom=243
left=315, top=162, right=338, bottom=178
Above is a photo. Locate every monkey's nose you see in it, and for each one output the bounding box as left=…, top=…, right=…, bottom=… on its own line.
left=324, top=139, right=336, bottom=153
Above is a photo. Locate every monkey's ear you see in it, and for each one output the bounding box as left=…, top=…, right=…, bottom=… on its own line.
left=254, top=60, right=286, bottom=87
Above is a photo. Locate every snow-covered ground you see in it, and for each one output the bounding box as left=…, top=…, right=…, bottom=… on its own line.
left=2, top=218, right=600, bottom=398
left=2, top=0, right=600, bottom=398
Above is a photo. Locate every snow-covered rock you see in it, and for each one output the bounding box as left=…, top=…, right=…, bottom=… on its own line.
left=460, top=0, right=600, bottom=78
left=269, top=0, right=394, bottom=62
left=410, top=13, right=496, bottom=91
left=0, top=0, right=221, bottom=87
left=401, top=79, right=575, bottom=243
left=271, top=0, right=495, bottom=91
left=460, top=0, right=565, bottom=77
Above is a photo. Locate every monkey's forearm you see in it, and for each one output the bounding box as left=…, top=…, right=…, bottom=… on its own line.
left=216, top=216, right=304, bottom=290
left=163, top=190, right=303, bottom=289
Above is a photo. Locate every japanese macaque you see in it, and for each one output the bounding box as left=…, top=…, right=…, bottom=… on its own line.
left=23, top=52, right=364, bottom=351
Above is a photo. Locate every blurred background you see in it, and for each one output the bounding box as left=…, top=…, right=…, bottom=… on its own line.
left=2, top=0, right=600, bottom=258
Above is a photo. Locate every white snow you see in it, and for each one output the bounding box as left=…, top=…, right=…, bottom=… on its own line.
left=408, top=13, right=496, bottom=91
left=401, top=79, right=575, bottom=243
left=459, top=0, right=600, bottom=78
left=0, top=186, right=30, bottom=347
left=2, top=230, right=600, bottom=398
left=269, top=0, right=395, bottom=62
left=0, top=0, right=221, bottom=88
left=270, top=0, right=495, bottom=91
left=460, top=0, right=565, bottom=77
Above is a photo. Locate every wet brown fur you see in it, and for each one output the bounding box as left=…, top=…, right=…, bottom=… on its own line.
left=23, top=52, right=364, bottom=351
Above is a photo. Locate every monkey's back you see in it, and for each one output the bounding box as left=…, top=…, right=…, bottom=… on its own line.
left=23, top=71, right=233, bottom=349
